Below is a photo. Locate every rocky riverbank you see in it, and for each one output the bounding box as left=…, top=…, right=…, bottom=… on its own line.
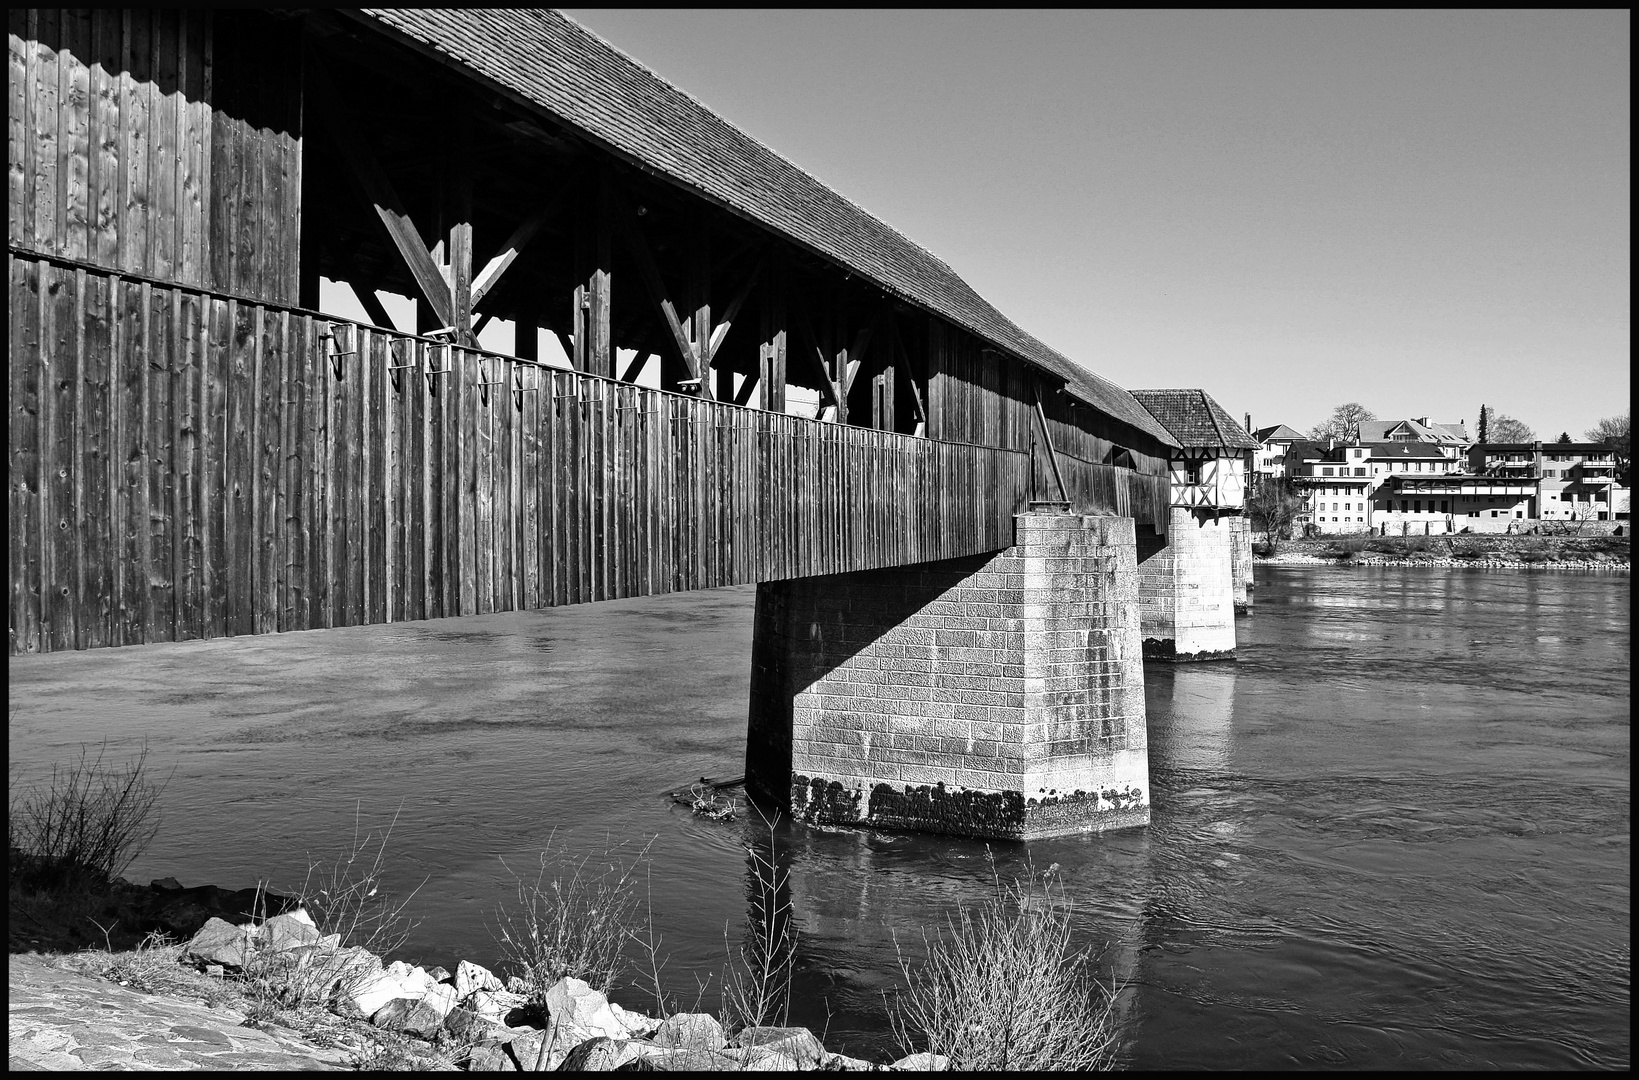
left=8, top=871, right=934, bottom=1072
left=1254, top=534, right=1628, bottom=571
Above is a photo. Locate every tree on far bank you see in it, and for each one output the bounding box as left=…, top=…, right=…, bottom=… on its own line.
left=1308, top=402, right=1375, bottom=442
left=1246, top=477, right=1305, bottom=550
left=1478, top=404, right=1488, bottom=444
left=1586, top=413, right=1631, bottom=486
left=1488, top=413, right=1535, bottom=443
left=1556, top=432, right=1573, bottom=444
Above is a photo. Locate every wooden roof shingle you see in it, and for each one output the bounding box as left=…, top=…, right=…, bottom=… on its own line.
left=1128, top=389, right=1258, bottom=450
left=353, top=8, right=1177, bottom=447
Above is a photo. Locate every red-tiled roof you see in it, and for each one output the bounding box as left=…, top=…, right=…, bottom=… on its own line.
left=1127, top=389, right=1258, bottom=449
left=354, top=8, right=1179, bottom=446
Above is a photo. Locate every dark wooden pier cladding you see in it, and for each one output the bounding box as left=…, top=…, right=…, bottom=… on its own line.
left=9, top=9, right=1179, bottom=655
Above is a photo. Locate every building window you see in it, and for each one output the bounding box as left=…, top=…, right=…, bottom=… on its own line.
left=1516, top=511, right=1524, bottom=519
left=1491, top=511, right=1499, bottom=517
left=1414, top=500, right=1422, bottom=513
left=1561, top=493, right=1572, bottom=501
left=1354, top=467, right=1366, bottom=476
left=1322, top=467, right=1333, bottom=476
left=1440, top=500, right=1449, bottom=513
left=1401, top=499, right=1409, bottom=512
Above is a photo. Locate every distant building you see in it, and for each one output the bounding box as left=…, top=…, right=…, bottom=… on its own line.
left=1469, top=442, right=1623, bottom=522
left=1357, top=417, right=1471, bottom=461
left=1248, top=422, right=1305, bottom=480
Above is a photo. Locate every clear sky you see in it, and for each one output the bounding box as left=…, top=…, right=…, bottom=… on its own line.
left=553, top=8, right=1629, bottom=441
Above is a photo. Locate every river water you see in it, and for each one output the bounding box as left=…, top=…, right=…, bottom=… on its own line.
left=8, top=567, right=1629, bottom=1069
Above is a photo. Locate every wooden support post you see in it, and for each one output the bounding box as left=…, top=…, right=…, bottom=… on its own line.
left=1032, top=382, right=1070, bottom=504
left=606, top=181, right=698, bottom=385
left=587, top=269, right=611, bottom=379
left=691, top=223, right=713, bottom=400
left=873, top=365, right=895, bottom=432
left=759, top=262, right=787, bottom=414
left=354, top=283, right=398, bottom=333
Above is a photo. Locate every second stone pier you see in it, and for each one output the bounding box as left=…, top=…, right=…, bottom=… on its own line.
left=745, top=512, right=1150, bottom=840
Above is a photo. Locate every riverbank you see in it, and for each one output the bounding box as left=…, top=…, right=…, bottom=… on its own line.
left=1254, top=533, right=1629, bottom=570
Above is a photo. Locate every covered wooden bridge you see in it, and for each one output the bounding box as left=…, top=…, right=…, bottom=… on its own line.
left=8, top=8, right=1177, bottom=657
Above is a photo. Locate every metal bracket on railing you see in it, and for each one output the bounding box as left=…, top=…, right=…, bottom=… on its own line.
left=320, top=325, right=358, bottom=380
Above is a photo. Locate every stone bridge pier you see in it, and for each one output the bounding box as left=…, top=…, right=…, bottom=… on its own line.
left=745, top=512, right=1149, bottom=840
left=1136, top=508, right=1238, bottom=661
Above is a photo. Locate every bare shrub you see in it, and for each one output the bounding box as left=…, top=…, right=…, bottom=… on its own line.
left=720, top=811, right=796, bottom=1034
left=491, top=832, right=654, bottom=999
left=890, top=864, right=1120, bottom=1071
left=9, top=743, right=172, bottom=892
left=296, top=803, right=424, bottom=961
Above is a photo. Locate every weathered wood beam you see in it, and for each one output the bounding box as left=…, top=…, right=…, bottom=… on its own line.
left=888, top=315, right=928, bottom=428
left=704, top=252, right=765, bottom=365
left=353, top=283, right=399, bottom=333
left=690, top=224, right=715, bottom=401
left=1033, top=383, right=1070, bottom=503
left=470, top=196, right=561, bottom=309
left=619, top=351, right=652, bottom=383
left=607, top=184, right=699, bottom=384
left=308, top=63, right=454, bottom=327
left=791, top=305, right=840, bottom=412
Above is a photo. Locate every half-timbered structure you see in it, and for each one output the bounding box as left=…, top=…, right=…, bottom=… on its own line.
left=10, top=9, right=1185, bottom=837
left=1128, top=389, right=1258, bottom=651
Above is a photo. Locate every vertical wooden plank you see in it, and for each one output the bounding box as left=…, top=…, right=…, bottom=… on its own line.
left=225, top=298, right=253, bottom=635
left=498, top=359, right=516, bottom=611
left=35, top=262, right=70, bottom=651
left=119, top=10, right=149, bottom=274
left=458, top=348, right=477, bottom=616
left=520, top=363, right=540, bottom=608
left=176, top=10, right=204, bottom=289
left=438, top=342, right=457, bottom=619
left=8, top=12, right=34, bottom=249
left=146, top=282, right=175, bottom=641
left=544, top=369, right=561, bottom=607
left=59, top=9, right=91, bottom=263
left=276, top=309, right=300, bottom=631
left=10, top=257, right=42, bottom=653
left=29, top=11, right=60, bottom=256
left=148, top=9, right=177, bottom=282
left=313, top=318, right=335, bottom=629
left=74, top=270, right=110, bottom=648
left=385, top=334, right=403, bottom=622
left=89, top=10, right=119, bottom=268
left=111, top=276, right=147, bottom=646
left=255, top=304, right=281, bottom=634
left=365, top=328, right=386, bottom=626
left=408, top=339, right=428, bottom=622
left=347, top=326, right=367, bottom=626
left=475, top=358, right=495, bottom=614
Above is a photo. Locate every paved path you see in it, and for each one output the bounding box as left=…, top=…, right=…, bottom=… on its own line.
left=8, top=954, right=352, bottom=1071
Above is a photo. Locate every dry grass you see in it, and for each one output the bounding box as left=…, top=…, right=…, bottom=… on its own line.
left=720, top=811, right=796, bottom=1035
left=890, top=864, right=1120, bottom=1072
left=491, top=831, right=655, bottom=1000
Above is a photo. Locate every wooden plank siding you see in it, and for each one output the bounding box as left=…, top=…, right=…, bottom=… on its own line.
left=1, top=255, right=1197, bottom=656
left=9, top=9, right=299, bottom=306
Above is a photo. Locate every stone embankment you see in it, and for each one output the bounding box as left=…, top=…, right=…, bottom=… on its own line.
left=1254, top=535, right=1628, bottom=571
left=10, top=876, right=939, bottom=1072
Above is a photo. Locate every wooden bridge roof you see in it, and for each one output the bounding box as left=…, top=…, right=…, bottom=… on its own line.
left=353, top=8, right=1178, bottom=448
left=1129, top=389, right=1259, bottom=451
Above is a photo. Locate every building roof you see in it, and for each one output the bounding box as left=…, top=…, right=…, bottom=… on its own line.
left=1127, top=389, right=1259, bottom=450
left=1367, top=442, right=1449, bottom=460
left=1472, top=442, right=1609, bottom=454
left=1358, top=419, right=1470, bottom=445
left=1253, top=423, right=1305, bottom=443
left=355, top=8, right=1178, bottom=447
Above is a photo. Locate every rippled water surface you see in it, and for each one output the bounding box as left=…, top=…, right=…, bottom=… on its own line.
left=10, top=567, right=1629, bottom=1068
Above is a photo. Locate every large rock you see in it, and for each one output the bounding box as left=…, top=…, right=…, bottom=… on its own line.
left=889, top=1052, right=950, bottom=1071
left=626, top=1045, right=747, bottom=1071
left=418, top=982, right=459, bottom=1021
left=456, top=959, right=503, bottom=999
left=611, top=1003, right=660, bottom=1039
left=338, top=968, right=411, bottom=1020
left=372, top=996, right=448, bottom=1040
left=466, top=1041, right=512, bottom=1072
left=651, top=1013, right=725, bottom=1051
left=559, top=1036, right=646, bottom=1071
left=257, top=910, right=322, bottom=952
left=466, top=988, right=528, bottom=1024
left=308, top=945, right=383, bottom=1000
left=730, top=1026, right=827, bottom=1070
left=820, top=1051, right=882, bottom=1071
left=443, top=1006, right=513, bottom=1046
left=183, top=917, right=254, bottom=969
